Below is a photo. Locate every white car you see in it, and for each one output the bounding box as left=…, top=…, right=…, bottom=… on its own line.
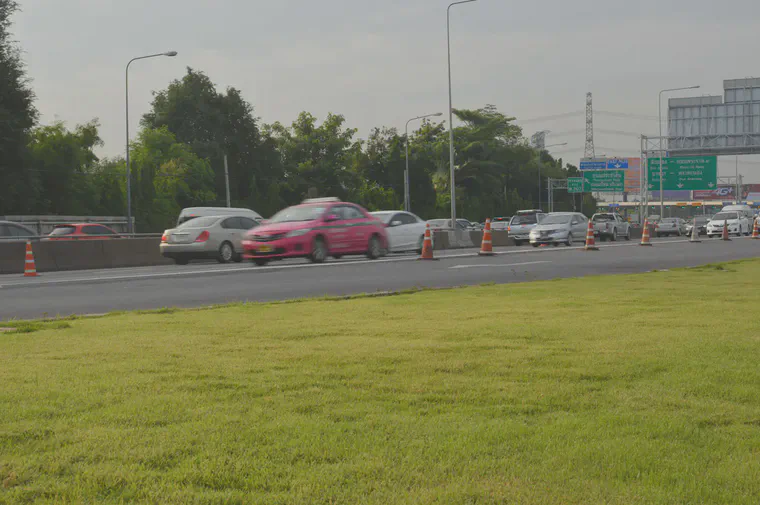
left=707, top=211, right=749, bottom=238
left=371, top=211, right=427, bottom=253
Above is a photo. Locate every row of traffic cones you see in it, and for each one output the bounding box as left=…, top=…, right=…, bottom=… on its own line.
left=418, top=216, right=760, bottom=261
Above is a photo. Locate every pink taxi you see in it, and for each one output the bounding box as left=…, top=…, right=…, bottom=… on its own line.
left=243, top=198, right=388, bottom=266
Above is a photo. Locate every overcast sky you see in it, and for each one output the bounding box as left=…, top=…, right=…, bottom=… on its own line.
left=12, top=0, right=760, bottom=181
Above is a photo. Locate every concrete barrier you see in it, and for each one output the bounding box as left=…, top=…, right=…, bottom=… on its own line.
left=0, top=238, right=171, bottom=275
left=0, top=226, right=649, bottom=275
left=433, top=230, right=515, bottom=249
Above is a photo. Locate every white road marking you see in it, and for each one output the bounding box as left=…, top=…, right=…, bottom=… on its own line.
left=449, top=261, right=550, bottom=270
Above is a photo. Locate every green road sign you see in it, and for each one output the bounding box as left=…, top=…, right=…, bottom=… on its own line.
left=647, top=156, right=717, bottom=191
left=582, top=170, right=624, bottom=192
left=568, top=177, right=585, bottom=193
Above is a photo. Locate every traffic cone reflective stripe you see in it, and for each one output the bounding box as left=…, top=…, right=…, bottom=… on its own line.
left=689, top=217, right=701, bottom=243
left=752, top=218, right=759, bottom=239
left=584, top=220, right=599, bottom=251
left=478, top=218, right=495, bottom=256
left=640, top=219, right=652, bottom=246
left=722, top=220, right=731, bottom=241
left=24, top=241, right=37, bottom=277
left=418, top=224, right=436, bottom=260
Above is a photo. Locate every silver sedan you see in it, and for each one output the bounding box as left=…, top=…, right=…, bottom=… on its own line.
left=160, top=215, right=259, bottom=265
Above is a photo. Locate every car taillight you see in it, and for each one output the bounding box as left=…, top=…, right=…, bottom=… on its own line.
left=507, top=226, right=511, bottom=232
left=195, top=231, right=210, bottom=242
left=161, top=234, right=167, bottom=243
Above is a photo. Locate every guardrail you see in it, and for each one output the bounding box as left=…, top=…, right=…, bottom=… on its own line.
left=0, top=233, right=162, bottom=242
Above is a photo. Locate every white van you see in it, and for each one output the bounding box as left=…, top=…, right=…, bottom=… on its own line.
left=707, top=205, right=752, bottom=237
left=177, top=207, right=263, bottom=226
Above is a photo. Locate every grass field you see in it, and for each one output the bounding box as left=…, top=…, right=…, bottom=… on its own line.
left=2, top=260, right=760, bottom=504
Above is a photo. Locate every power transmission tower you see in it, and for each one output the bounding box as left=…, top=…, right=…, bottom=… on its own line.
left=584, top=92, right=595, bottom=159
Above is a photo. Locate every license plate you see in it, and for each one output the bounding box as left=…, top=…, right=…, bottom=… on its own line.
left=257, top=245, right=273, bottom=253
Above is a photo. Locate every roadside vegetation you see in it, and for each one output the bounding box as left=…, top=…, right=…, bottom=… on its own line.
left=1, top=260, right=759, bottom=504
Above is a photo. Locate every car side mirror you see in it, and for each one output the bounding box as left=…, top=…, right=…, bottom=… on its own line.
left=390, top=220, right=402, bottom=227
left=325, top=214, right=340, bottom=223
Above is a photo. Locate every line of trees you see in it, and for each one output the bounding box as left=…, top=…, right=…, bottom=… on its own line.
left=0, top=1, right=595, bottom=232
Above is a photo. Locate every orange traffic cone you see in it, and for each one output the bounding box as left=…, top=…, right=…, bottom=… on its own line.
left=584, top=220, right=599, bottom=251
left=478, top=218, right=495, bottom=256
left=24, top=241, right=38, bottom=277
left=722, top=220, right=731, bottom=241
left=418, top=223, right=437, bottom=260
left=752, top=218, right=759, bottom=240
left=640, top=219, right=652, bottom=246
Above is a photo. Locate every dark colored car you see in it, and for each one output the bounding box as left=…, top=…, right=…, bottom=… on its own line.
left=0, top=221, right=37, bottom=241
left=45, top=223, right=121, bottom=240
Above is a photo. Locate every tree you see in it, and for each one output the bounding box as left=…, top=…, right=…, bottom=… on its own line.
left=268, top=112, right=361, bottom=202
left=142, top=68, right=281, bottom=215
left=0, top=0, right=38, bottom=214
left=27, top=120, right=102, bottom=215
left=130, top=127, right=216, bottom=231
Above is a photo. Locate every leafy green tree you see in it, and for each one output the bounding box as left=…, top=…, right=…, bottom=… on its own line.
left=27, top=120, right=102, bottom=215
left=91, top=157, right=126, bottom=216
left=268, top=112, right=361, bottom=202
left=0, top=0, right=38, bottom=214
left=142, top=68, right=281, bottom=215
left=130, top=127, right=216, bottom=231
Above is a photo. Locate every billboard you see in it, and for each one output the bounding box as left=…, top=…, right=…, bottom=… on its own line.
left=624, top=158, right=641, bottom=193
left=693, top=186, right=735, bottom=200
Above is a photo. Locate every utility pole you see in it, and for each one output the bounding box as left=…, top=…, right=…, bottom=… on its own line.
left=224, top=155, right=231, bottom=208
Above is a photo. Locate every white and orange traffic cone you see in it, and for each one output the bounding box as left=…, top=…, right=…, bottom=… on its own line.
left=478, top=218, right=495, bottom=256
left=752, top=218, right=759, bottom=240
left=689, top=217, right=701, bottom=243
left=24, top=241, right=38, bottom=277
left=584, top=220, right=599, bottom=251
left=640, top=219, right=652, bottom=246
left=722, top=220, right=731, bottom=241
left=418, top=223, right=436, bottom=260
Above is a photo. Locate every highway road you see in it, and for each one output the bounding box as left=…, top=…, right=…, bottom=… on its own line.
left=1, top=237, right=758, bottom=321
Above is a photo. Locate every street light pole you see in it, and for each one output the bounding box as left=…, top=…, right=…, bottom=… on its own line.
left=658, top=85, right=699, bottom=219
left=405, top=113, right=443, bottom=212
left=537, top=142, right=567, bottom=210
left=125, top=51, right=178, bottom=234
left=447, top=0, right=477, bottom=230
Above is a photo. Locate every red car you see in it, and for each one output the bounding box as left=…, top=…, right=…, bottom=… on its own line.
left=243, top=198, right=388, bottom=266
left=46, top=223, right=121, bottom=240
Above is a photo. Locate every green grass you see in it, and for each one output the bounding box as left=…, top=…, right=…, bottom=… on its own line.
left=2, top=260, right=760, bottom=504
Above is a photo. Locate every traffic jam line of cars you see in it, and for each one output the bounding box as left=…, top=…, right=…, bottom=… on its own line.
left=157, top=201, right=760, bottom=268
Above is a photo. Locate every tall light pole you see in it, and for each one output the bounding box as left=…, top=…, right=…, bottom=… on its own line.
left=125, top=51, right=178, bottom=234
left=537, top=142, right=567, bottom=209
left=405, top=113, right=443, bottom=212
left=658, top=85, right=699, bottom=218
left=447, top=0, right=477, bottom=230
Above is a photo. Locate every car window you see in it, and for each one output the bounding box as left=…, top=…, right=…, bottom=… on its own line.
left=49, top=226, right=76, bottom=236
left=239, top=217, right=258, bottom=230
left=9, top=224, right=34, bottom=237
left=0, top=224, right=10, bottom=237
left=83, top=225, right=114, bottom=235
left=397, top=213, right=418, bottom=225
left=511, top=215, right=538, bottom=225
left=336, top=205, right=363, bottom=220
left=221, top=217, right=240, bottom=229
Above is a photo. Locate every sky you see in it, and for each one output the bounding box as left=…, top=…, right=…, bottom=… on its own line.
left=11, top=0, right=760, bottom=181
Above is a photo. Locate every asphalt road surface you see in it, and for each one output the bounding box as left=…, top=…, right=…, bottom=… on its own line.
left=1, top=237, right=758, bottom=321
